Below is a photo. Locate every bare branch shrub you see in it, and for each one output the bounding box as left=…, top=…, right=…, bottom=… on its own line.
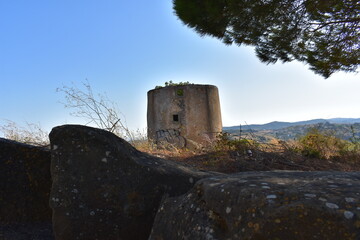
left=56, top=81, right=133, bottom=140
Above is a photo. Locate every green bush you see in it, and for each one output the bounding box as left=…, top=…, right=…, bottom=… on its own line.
left=298, top=128, right=352, bottom=159
left=214, top=132, right=257, bottom=152
left=155, top=80, right=192, bottom=89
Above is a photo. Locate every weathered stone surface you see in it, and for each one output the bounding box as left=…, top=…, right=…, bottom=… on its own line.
left=0, top=138, right=52, bottom=223
left=0, top=223, right=54, bottom=240
left=49, top=125, right=216, bottom=240
left=147, top=84, right=222, bottom=148
left=149, top=171, right=360, bottom=240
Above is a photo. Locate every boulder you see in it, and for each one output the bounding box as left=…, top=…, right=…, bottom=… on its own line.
left=49, top=125, right=216, bottom=240
left=149, top=171, right=360, bottom=240
left=0, top=223, right=54, bottom=240
left=0, top=138, right=52, bottom=223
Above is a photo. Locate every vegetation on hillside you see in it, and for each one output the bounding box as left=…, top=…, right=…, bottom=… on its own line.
left=1, top=116, right=360, bottom=173
left=296, top=127, right=360, bottom=159
left=224, top=122, right=360, bottom=142
left=138, top=125, right=360, bottom=173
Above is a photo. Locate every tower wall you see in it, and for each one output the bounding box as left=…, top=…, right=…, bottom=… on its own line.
left=147, top=84, right=222, bottom=148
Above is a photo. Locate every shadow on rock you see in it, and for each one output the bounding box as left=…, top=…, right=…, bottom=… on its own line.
left=49, top=125, right=217, bottom=240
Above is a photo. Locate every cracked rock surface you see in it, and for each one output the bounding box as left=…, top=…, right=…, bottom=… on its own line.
left=0, top=138, right=53, bottom=240
left=149, top=171, right=360, bottom=240
left=0, top=138, right=52, bottom=223
left=49, top=125, right=216, bottom=240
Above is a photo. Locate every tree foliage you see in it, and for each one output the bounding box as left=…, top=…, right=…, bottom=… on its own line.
left=173, top=0, right=360, bottom=78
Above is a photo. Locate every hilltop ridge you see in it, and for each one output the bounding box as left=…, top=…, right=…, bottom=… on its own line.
left=223, top=118, right=360, bottom=142
left=223, top=118, right=360, bottom=131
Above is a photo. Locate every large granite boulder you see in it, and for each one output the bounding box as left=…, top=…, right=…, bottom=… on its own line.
left=49, top=125, right=216, bottom=240
left=0, top=223, right=54, bottom=240
left=149, top=171, right=360, bottom=240
left=0, top=138, right=52, bottom=223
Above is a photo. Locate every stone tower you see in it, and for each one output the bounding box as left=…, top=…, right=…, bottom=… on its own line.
left=147, top=84, right=222, bottom=148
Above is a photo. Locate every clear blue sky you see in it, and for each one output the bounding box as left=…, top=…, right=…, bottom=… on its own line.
left=1, top=0, right=359, bottom=136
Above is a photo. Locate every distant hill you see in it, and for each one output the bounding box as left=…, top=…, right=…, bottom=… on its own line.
left=223, top=118, right=360, bottom=142
left=223, top=118, right=360, bottom=131
left=327, top=118, right=360, bottom=124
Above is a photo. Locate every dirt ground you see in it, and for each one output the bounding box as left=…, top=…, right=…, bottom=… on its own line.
left=150, top=148, right=360, bottom=174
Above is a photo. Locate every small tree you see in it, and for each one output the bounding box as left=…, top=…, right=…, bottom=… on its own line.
left=57, top=81, right=133, bottom=140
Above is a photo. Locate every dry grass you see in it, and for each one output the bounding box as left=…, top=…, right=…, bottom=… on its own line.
left=137, top=137, right=360, bottom=174
left=2, top=118, right=359, bottom=173
left=0, top=120, right=49, bottom=147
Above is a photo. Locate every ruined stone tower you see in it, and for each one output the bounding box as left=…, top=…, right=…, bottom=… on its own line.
left=147, top=84, right=222, bottom=148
